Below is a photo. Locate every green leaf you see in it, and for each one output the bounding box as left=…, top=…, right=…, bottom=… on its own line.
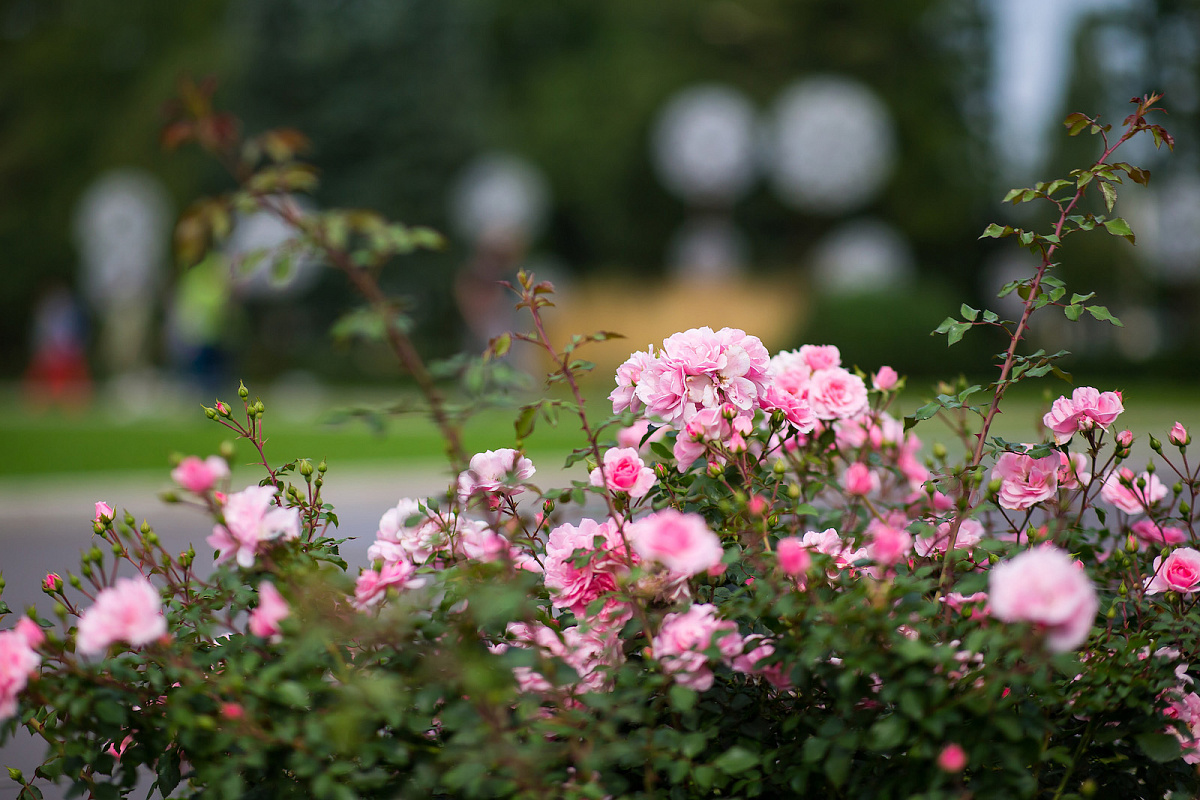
left=1064, top=304, right=1083, bottom=321
left=514, top=404, right=538, bottom=441
left=713, top=746, right=758, bottom=775
left=1069, top=292, right=1096, bottom=304
left=1064, top=112, right=1091, bottom=136
left=1086, top=305, right=1124, bottom=327
left=960, top=303, right=979, bottom=322
left=1136, top=732, right=1182, bottom=763
left=868, top=715, right=909, bottom=750
left=1099, top=180, right=1117, bottom=212
left=1102, top=217, right=1135, bottom=243
left=669, top=684, right=697, bottom=713
left=946, top=322, right=969, bottom=346
left=980, top=223, right=1015, bottom=239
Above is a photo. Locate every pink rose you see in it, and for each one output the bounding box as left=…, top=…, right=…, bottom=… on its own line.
left=590, top=448, right=656, bottom=498
left=207, top=485, right=302, bottom=568
left=1100, top=468, right=1167, bottom=514
left=652, top=604, right=741, bottom=691
left=988, top=546, right=1097, bottom=652
left=1042, top=386, right=1124, bottom=444
left=0, top=627, right=40, bottom=721
left=872, top=366, right=898, bottom=391
left=914, top=518, right=984, bottom=557
left=628, top=509, right=724, bottom=577
left=42, top=573, right=61, bottom=593
left=1116, top=429, right=1134, bottom=447
left=1171, top=422, right=1191, bottom=447
left=615, top=418, right=666, bottom=451
left=94, top=501, right=114, bottom=523
left=807, top=367, right=869, bottom=421
left=798, top=344, right=841, bottom=371
left=937, top=743, right=967, bottom=772
left=776, top=537, right=811, bottom=576
left=610, top=348, right=657, bottom=415
left=368, top=498, right=447, bottom=565
left=354, top=559, right=425, bottom=609
left=1131, top=519, right=1188, bottom=546
left=1146, top=548, right=1200, bottom=595
left=457, top=449, right=536, bottom=503
left=76, top=576, right=167, bottom=656
left=991, top=450, right=1059, bottom=510
left=866, top=518, right=912, bottom=566
left=543, top=518, right=633, bottom=616
left=171, top=455, right=230, bottom=494
left=14, top=617, right=44, bottom=650
left=248, top=582, right=290, bottom=639
left=842, top=462, right=879, bottom=497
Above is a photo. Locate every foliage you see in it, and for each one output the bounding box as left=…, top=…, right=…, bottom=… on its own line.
left=4, top=94, right=1200, bottom=800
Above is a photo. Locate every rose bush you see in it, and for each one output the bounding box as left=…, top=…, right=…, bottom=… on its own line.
left=1, top=89, right=1199, bottom=799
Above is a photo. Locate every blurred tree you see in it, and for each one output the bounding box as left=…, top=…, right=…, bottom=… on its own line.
left=0, top=0, right=232, bottom=378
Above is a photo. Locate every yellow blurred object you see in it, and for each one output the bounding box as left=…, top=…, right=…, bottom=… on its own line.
left=542, top=274, right=809, bottom=382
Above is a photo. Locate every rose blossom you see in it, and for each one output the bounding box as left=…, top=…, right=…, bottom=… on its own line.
left=248, top=582, right=290, bottom=639
left=543, top=518, right=633, bottom=616
left=937, top=743, right=967, bottom=772
left=0, top=627, right=40, bottom=721
left=368, top=498, right=446, bottom=565
left=76, top=577, right=167, bottom=656
left=798, top=344, right=841, bottom=371
left=1131, top=519, right=1188, bottom=546
left=872, top=366, right=898, bottom=391
left=627, top=509, right=724, bottom=577
left=171, top=455, right=230, bottom=494
left=615, top=418, right=666, bottom=451
left=1146, top=548, right=1200, bottom=595
left=590, top=447, right=656, bottom=498
left=988, top=546, right=1098, bottom=652
left=776, top=537, right=811, bottom=577
left=842, top=462, right=880, bottom=497
left=991, top=450, right=1059, bottom=510
left=42, top=573, right=61, bottom=593
left=354, top=559, right=425, bottom=609
left=94, top=501, right=114, bottom=523
left=1042, top=386, right=1124, bottom=444
left=652, top=604, right=742, bottom=691
left=1100, top=468, right=1167, bottom=514
left=806, top=367, right=869, bottom=421
left=14, top=617, right=44, bottom=650
left=866, top=517, right=912, bottom=567
left=456, top=448, right=536, bottom=503
left=914, top=518, right=984, bottom=557
left=207, top=485, right=302, bottom=568
left=1171, top=422, right=1191, bottom=447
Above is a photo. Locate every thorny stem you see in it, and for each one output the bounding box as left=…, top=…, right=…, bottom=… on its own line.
left=938, top=102, right=1163, bottom=596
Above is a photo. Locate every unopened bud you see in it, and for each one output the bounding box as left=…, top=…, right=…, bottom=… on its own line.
left=543, top=499, right=555, bottom=515
left=69, top=574, right=82, bottom=590
left=1181, top=501, right=1191, bottom=516
left=253, top=401, right=265, bottom=415
left=204, top=407, right=217, bottom=420
left=1119, top=581, right=1128, bottom=596
left=1126, top=536, right=1138, bottom=554
left=773, top=460, right=786, bottom=475
left=238, top=381, right=249, bottom=400
left=140, top=520, right=152, bottom=535
left=124, top=511, right=135, bottom=527
left=932, top=443, right=948, bottom=460
left=159, top=490, right=180, bottom=504
left=987, top=478, right=1003, bottom=496
left=1169, top=422, right=1190, bottom=448
left=317, top=460, right=328, bottom=474
left=1175, top=482, right=1184, bottom=495
left=787, top=484, right=801, bottom=500
left=299, top=459, right=314, bottom=477
left=707, top=462, right=724, bottom=478
left=89, top=546, right=103, bottom=562
left=216, top=401, right=231, bottom=418
left=93, top=521, right=106, bottom=535
left=8, top=767, right=23, bottom=783
left=1106, top=605, right=1117, bottom=619
left=145, top=531, right=159, bottom=546
left=1137, top=476, right=1147, bottom=490
left=1150, top=436, right=1163, bottom=454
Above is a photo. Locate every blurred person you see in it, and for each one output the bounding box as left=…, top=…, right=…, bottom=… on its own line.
left=22, top=282, right=91, bottom=411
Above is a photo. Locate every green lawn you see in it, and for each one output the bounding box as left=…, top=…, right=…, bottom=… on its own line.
left=4, top=380, right=1197, bottom=478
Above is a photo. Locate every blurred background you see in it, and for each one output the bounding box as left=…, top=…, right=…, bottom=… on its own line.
left=3, top=0, right=1200, bottom=469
